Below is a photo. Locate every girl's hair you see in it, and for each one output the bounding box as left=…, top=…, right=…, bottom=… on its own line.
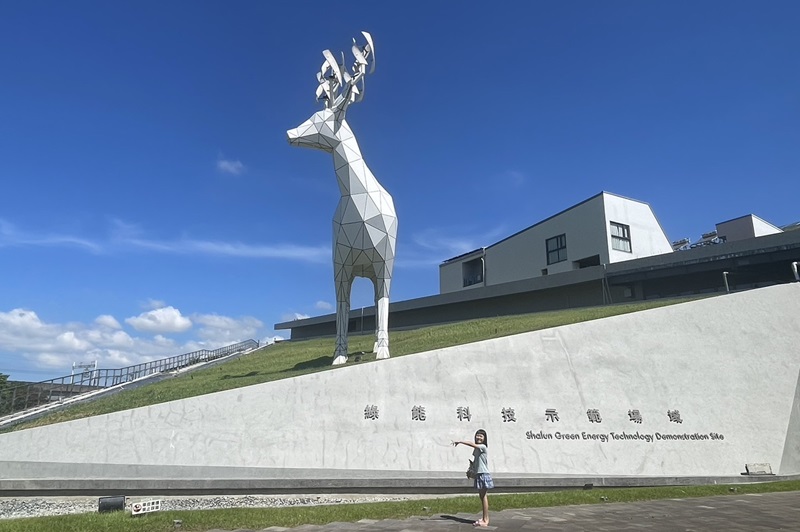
left=475, top=428, right=488, bottom=446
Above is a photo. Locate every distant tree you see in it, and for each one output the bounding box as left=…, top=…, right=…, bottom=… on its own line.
left=0, top=372, right=8, bottom=415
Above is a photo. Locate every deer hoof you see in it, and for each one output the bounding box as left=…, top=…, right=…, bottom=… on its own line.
left=332, top=354, right=348, bottom=365
left=375, top=347, right=390, bottom=360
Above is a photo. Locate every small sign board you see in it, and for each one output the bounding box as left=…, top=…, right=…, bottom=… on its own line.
left=131, top=499, right=162, bottom=516
left=98, top=495, right=125, bottom=513
left=745, top=463, right=773, bottom=475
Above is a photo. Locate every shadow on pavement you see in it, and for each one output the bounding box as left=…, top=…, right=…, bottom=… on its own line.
left=439, top=514, right=476, bottom=524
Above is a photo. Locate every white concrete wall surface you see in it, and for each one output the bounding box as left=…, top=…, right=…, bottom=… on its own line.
left=1, top=284, right=798, bottom=479
left=487, top=194, right=607, bottom=283
left=439, top=260, right=464, bottom=294
left=439, top=251, right=484, bottom=294
left=602, top=194, right=673, bottom=262
left=717, top=215, right=783, bottom=242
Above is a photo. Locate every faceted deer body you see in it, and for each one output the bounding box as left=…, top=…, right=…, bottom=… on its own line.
left=287, top=33, right=397, bottom=365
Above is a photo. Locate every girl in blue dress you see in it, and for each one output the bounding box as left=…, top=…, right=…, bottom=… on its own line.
left=452, top=429, right=494, bottom=527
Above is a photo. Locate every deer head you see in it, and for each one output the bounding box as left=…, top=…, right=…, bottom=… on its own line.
left=287, top=32, right=375, bottom=151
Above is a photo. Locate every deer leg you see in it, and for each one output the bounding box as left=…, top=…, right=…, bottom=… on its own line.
left=333, top=273, right=352, bottom=365
left=371, top=276, right=379, bottom=354
left=374, top=275, right=391, bottom=360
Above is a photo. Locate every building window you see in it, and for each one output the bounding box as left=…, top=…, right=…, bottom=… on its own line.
left=574, top=254, right=600, bottom=269
left=546, top=234, right=567, bottom=265
left=623, top=285, right=635, bottom=298
left=462, top=257, right=483, bottom=287
left=610, top=222, right=632, bottom=253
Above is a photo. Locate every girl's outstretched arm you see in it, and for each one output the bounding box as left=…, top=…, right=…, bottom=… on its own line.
left=452, top=440, right=479, bottom=449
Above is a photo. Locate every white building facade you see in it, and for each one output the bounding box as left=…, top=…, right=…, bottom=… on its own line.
left=439, top=192, right=674, bottom=294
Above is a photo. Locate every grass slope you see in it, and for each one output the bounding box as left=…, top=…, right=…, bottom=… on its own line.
left=7, top=297, right=702, bottom=432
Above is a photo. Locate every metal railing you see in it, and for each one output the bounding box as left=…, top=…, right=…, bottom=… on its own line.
left=0, top=339, right=259, bottom=418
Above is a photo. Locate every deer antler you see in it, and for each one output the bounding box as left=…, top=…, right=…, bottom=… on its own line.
left=315, top=31, right=375, bottom=110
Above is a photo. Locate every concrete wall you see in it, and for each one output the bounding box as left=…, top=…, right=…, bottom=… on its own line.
left=439, top=250, right=485, bottom=294
left=487, top=194, right=607, bottom=282
left=1, top=284, right=798, bottom=483
left=717, top=215, right=783, bottom=242
left=602, top=193, right=673, bottom=263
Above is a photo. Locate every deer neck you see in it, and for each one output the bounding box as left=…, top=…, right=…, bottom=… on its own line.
left=332, top=120, right=379, bottom=197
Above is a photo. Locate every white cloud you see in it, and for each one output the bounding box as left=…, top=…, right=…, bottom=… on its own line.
left=104, top=349, right=134, bottom=367
left=192, top=314, right=264, bottom=345
left=95, top=315, right=121, bottom=329
left=152, top=334, right=176, bottom=347
left=109, top=219, right=143, bottom=240
left=83, top=328, right=134, bottom=348
left=217, top=158, right=245, bottom=175
left=280, top=312, right=310, bottom=322
left=181, top=241, right=329, bottom=261
left=55, top=331, right=91, bottom=351
left=0, top=309, right=69, bottom=356
left=111, top=224, right=329, bottom=262
left=125, top=306, right=193, bottom=334
left=315, top=300, right=333, bottom=311
left=1, top=218, right=330, bottom=264
left=36, top=352, right=69, bottom=368
left=412, top=225, right=508, bottom=259
left=109, top=330, right=135, bottom=347
left=0, top=308, right=46, bottom=331
left=145, top=299, right=167, bottom=310
left=0, top=219, right=102, bottom=253
left=0, top=306, right=265, bottom=380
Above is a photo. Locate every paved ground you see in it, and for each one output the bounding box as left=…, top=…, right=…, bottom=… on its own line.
left=207, top=491, right=800, bottom=531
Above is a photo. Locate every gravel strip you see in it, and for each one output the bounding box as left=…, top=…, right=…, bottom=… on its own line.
left=0, top=494, right=448, bottom=520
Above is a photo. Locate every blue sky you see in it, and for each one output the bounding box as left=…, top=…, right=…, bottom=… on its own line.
left=1, top=1, right=798, bottom=382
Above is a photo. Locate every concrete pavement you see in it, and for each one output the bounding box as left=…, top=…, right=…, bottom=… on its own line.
left=207, top=490, right=800, bottom=531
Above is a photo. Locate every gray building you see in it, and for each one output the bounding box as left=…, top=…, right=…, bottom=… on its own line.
left=276, top=192, right=799, bottom=340
left=439, top=192, right=674, bottom=294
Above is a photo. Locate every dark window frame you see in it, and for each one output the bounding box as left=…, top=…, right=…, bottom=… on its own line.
left=546, top=234, right=567, bottom=265
left=462, top=257, right=484, bottom=287
left=611, top=222, right=632, bottom=253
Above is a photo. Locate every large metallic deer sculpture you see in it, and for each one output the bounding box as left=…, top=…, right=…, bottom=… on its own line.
left=287, top=32, right=397, bottom=365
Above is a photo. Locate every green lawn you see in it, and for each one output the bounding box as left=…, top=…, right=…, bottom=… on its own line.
left=0, top=480, right=797, bottom=532
left=6, top=296, right=704, bottom=432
